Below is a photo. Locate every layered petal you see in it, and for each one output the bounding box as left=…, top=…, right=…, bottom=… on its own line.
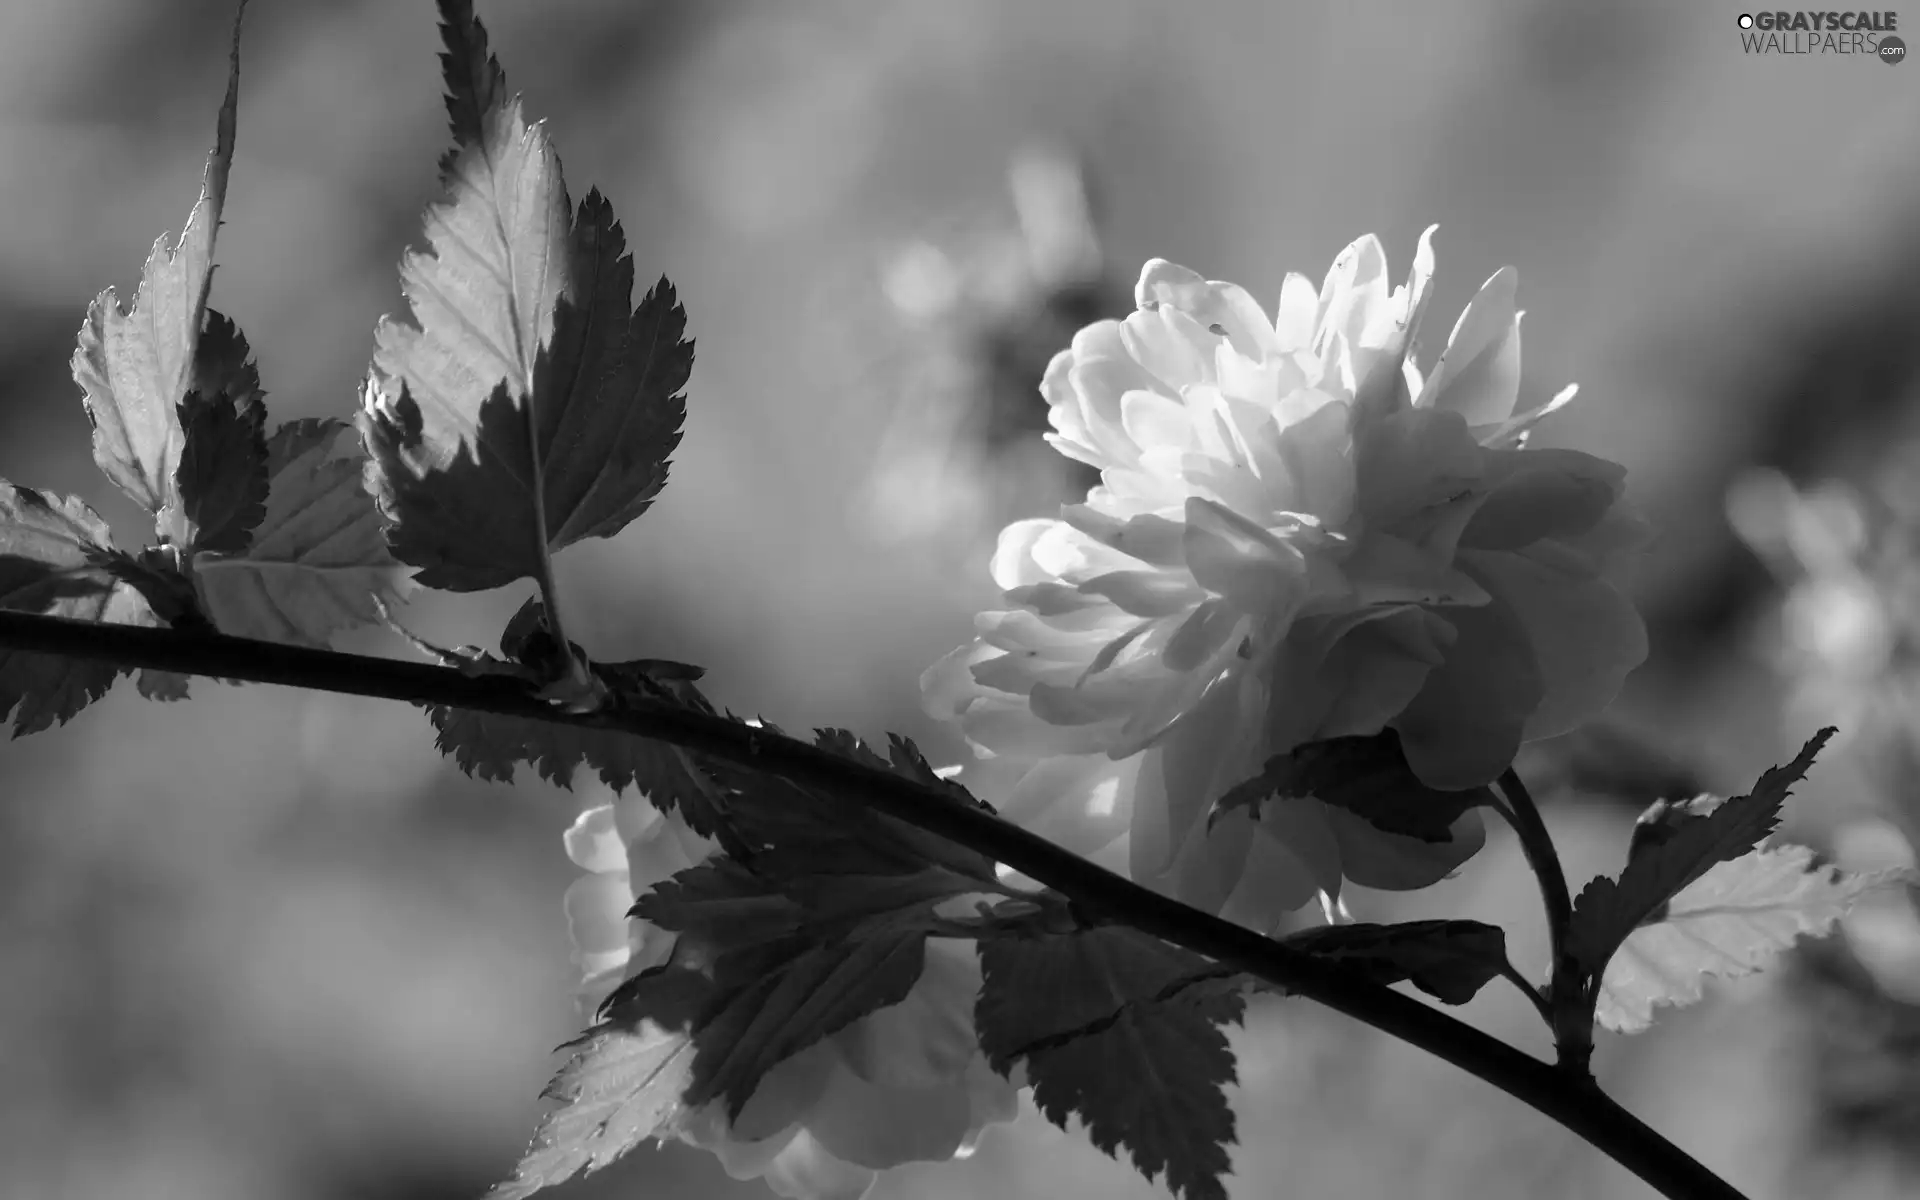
left=924, top=231, right=1646, bottom=926
left=557, top=787, right=1018, bottom=1200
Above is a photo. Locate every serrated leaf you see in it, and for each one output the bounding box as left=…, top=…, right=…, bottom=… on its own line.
left=488, top=1021, right=695, bottom=1200
left=1212, top=729, right=1489, bottom=843
left=0, top=483, right=178, bottom=732
left=604, top=746, right=1008, bottom=1123
left=636, top=858, right=809, bottom=945
left=367, top=0, right=694, bottom=594
left=135, top=666, right=191, bottom=702
left=191, top=416, right=415, bottom=647
left=1568, top=729, right=1834, bottom=989
left=416, top=599, right=734, bottom=836
left=363, top=196, right=690, bottom=591
left=608, top=907, right=933, bottom=1120
left=97, top=544, right=202, bottom=623
left=1283, top=919, right=1509, bottom=1005
left=0, top=484, right=117, bottom=612
left=1597, top=840, right=1896, bottom=1029
left=0, top=584, right=172, bottom=734
left=72, top=14, right=243, bottom=517
left=424, top=699, right=733, bottom=837
left=1597, top=844, right=1907, bottom=1033
left=794, top=728, right=1002, bottom=884
left=976, top=926, right=1242, bottom=1200
left=161, top=311, right=269, bottom=552
left=434, top=0, right=509, bottom=182
left=170, top=391, right=267, bottom=554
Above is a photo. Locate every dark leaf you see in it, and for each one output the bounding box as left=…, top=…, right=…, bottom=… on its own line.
left=72, top=13, right=243, bottom=515
left=1212, top=729, right=1489, bottom=843
left=1567, top=729, right=1835, bottom=989
left=976, top=925, right=1244, bottom=1200
left=1283, top=919, right=1509, bottom=1005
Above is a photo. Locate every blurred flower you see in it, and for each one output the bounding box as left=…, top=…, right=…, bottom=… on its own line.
left=1728, top=467, right=1917, bottom=748
left=1834, top=816, right=1920, bottom=1005
left=924, top=232, right=1648, bottom=928
left=561, top=787, right=1018, bottom=1200
left=857, top=145, right=1116, bottom=548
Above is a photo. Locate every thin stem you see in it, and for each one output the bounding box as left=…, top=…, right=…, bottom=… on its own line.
left=1498, top=958, right=1553, bottom=1025
left=1495, top=766, right=1592, bottom=1075
left=0, top=611, right=1745, bottom=1200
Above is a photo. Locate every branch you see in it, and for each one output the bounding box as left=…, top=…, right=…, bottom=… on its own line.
left=1494, top=767, right=1593, bottom=1074
left=0, top=610, right=1743, bottom=1200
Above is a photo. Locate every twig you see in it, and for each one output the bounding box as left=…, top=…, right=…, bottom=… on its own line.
left=0, top=610, right=1744, bottom=1200
left=1494, top=767, right=1593, bottom=1075
left=1498, top=957, right=1553, bottom=1025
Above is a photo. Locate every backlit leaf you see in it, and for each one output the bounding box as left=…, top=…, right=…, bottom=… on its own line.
left=72, top=13, right=243, bottom=517
left=1597, top=843, right=1909, bottom=1033
left=193, top=415, right=415, bottom=647
left=976, top=926, right=1244, bottom=1200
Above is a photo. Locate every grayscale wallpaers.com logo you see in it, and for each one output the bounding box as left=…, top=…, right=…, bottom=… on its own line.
left=1737, top=10, right=1905, bottom=59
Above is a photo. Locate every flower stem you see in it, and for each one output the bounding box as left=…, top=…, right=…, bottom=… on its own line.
left=1498, top=957, right=1553, bottom=1024
left=0, top=611, right=1745, bottom=1200
left=1494, top=766, right=1593, bottom=1076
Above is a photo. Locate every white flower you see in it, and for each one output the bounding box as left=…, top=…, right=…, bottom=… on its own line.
left=924, top=230, right=1648, bottom=929
left=561, top=788, right=1019, bottom=1200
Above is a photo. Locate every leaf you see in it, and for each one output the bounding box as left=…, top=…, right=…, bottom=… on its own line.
left=783, top=729, right=1002, bottom=884
left=434, top=0, right=509, bottom=182
left=599, top=741, right=1009, bottom=1122
left=613, top=873, right=942, bottom=1121
left=72, top=12, right=243, bottom=517
left=0, top=484, right=117, bottom=614
left=414, top=597, right=734, bottom=836
left=363, top=199, right=691, bottom=591
left=649, top=931, right=927, bottom=1120
left=417, top=604, right=993, bottom=864
left=488, top=1021, right=695, bottom=1200
left=134, top=664, right=191, bottom=702
left=975, top=925, right=1244, bottom=1200
left=169, top=398, right=267, bottom=556
left=98, top=545, right=206, bottom=629
left=1568, top=729, right=1834, bottom=989
left=1597, top=843, right=1908, bottom=1033
left=0, top=484, right=176, bottom=732
left=1212, top=729, right=1489, bottom=843
left=192, top=416, right=415, bottom=647
left=161, top=311, right=269, bottom=553
left=1283, top=919, right=1509, bottom=1005
left=366, top=3, right=688, bottom=592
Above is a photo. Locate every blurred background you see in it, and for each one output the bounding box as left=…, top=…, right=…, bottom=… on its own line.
left=2, top=1, right=1919, bottom=1197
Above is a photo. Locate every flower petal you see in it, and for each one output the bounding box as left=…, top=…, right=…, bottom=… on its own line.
left=734, top=1041, right=838, bottom=1143
left=999, top=753, right=1136, bottom=855
left=1135, top=259, right=1278, bottom=361
left=563, top=804, right=628, bottom=875
left=1354, top=407, right=1483, bottom=527
left=563, top=873, right=634, bottom=957
left=920, top=642, right=997, bottom=720
left=1312, top=607, right=1452, bottom=738
left=1182, top=496, right=1309, bottom=617
left=760, top=1128, right=878, bottom=1200
left=1120, top=305, right=1213, bottom=393
left=805, top=1064, right=975, bottom=1170
left=1327, top=805, right=1487, bottom=891
left=1391, top=584, right=1544, bottom=789
left=1129, top=675, right=1267, bottom=880
left=1419, top=267, right=1521, bottom=427
left=1216, top=802, right=1341, bottom=931
left=1460, top=547, right=1647, bottom=740
left=1462, top=448, right=1625, bottom=551
left=834, top=938, right=981, bottom=1089
left=1274, top=271, right=1320, bottom=351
